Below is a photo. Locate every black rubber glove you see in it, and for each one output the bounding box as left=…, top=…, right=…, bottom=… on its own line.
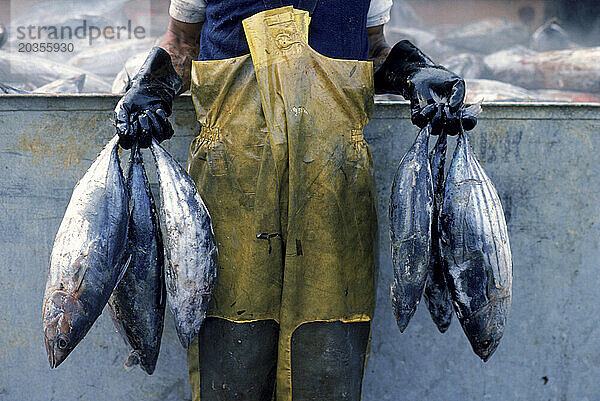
left=374, top=40, right=476, bottom=134
left=114, top=47, right=184, bottom=149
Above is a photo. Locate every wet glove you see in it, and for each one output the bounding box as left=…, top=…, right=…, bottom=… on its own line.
left=374, top=40, right=476, bottom=134
left=114, top=46, right=183, bottom=149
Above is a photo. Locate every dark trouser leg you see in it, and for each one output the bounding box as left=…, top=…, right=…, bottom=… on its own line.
left=291, top=321, right=371, bottom=401
left=196, top=317, right=279, bottom=401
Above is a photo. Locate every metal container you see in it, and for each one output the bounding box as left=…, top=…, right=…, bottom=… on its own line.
left=1, top=95, right=598, bottom=400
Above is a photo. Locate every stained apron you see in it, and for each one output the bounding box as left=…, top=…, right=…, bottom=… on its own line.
left=186, top=7, right=377, bottom=400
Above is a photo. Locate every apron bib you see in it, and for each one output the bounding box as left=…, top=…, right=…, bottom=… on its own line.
left=187, top=7, right=377, bottom=400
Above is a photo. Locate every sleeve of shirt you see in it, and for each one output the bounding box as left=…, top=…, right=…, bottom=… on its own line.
left=169, top=0, right=207, bottom=23
left=366, top=0, right=393, bottom=27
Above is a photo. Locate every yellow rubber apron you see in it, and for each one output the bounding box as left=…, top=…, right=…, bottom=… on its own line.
left=186, top=7, right=377, bottom=400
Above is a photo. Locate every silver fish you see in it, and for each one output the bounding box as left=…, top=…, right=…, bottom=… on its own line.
left=441, top=53, right=492, bottom=80
left=68, top=38, right=156, bottom=78
left=0, top=82, right=28, bottom=94
left=42, top=135, right=129, bottom=368
left=440, top=130, right=512, bottom=361
left=33, top=74, right=86, bottom=94
left=423, top=132, right=453, bottom=333
left=441, top=18, right=529, bottom=54
left=389, top=125, right=434, bottom=332
left=150, top=139, right=218, bottom=348
left=519, top=47, right=600, bottom=93
left=483, top=46, right=539, bottom=89
left=108, top=146, right=165, bottom=374
left=464, top=79, right=541, bottom=103
left=530, top=19, right=576, bottom=52
left=0, top=50, right=111, bottom=92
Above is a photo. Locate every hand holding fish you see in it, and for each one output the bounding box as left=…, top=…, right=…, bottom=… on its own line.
left=114, top=47, right=183, bottom=149
left=374, top=40, right=476, bottom=135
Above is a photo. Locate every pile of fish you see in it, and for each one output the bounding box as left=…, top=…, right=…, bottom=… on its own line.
left=0, top=0, right=157, bottom=93
left=42, top=136, right=218, bottom=372
left=389, top=105, right=513, bottom=361
left=384, top=14, right=600, bottom=103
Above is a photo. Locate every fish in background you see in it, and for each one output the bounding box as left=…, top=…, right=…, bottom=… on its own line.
left=464, top=79, right=541, bottom=103
left=483, top=46, right=540, bottom=89
left=519, top=47, right=600, bottom=93
left=112, top=52, right=147, bottom=93
left=68, top=38, right=156, bottom=78
left=441, top=53, right=492, bottom=80
left=42, top=136, right=129, bottom=368
left=530, top=19, right=577, bottom=52
left=0, top=51, right=111, bottom=93
left=0, top=82, right=28, bottom=94
left=440, top=18, right=529, bottom=55
left=33, top=74, right=86, bottom=94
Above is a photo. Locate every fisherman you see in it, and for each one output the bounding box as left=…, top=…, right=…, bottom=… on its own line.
left=114, top=1, right=473, bottom=399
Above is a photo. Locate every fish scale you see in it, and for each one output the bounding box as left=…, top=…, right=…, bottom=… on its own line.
left=440, top=130, right=512, bottom=361
left=42, top=135, right=129, bottom=368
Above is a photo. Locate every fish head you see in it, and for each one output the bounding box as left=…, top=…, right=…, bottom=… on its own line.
left=42, top=290, right=85, bottom=368
left=462, top=295, right=511, bottom=362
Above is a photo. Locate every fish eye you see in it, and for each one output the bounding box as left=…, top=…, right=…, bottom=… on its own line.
left=57, top=335, right=69, bottom=350
left=482, top=340, right=490, bottom=348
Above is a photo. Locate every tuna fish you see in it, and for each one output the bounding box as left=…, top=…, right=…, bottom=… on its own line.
left=423, top=132, right=453, bottom=333
left=440, top=18, right=529, bottom=54
left=519, top=47, right=600, bottom=93
left=440, top=128, right=512, bottom=361
left=0, top=50, right=111, bottom=92
left=483, top=46, right=539, bottom=89
left=464, top=79, right=541, bottom=103
left=108, top=146, right=165, bottom=375
left=150, top=139, right=218, bottom=348
left=530, top=19, right=576, bottom=52
left=111, top=52, right=147, bottom=93
left=33, top=74, right=86, bottom=94
left=42, top=135, right=129, bottom=368
left=389, top=125, right=434, bottom=332
left=441, top=53, right=492, bottom=80
left=0, top=82, right=28, bottom=94
left=68, top=38, right=156, bottom=78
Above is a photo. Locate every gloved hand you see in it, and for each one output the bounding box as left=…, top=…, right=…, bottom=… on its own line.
left=114, top=47, right=184, bottom=149
left=374, top=40, right=476, bottom=134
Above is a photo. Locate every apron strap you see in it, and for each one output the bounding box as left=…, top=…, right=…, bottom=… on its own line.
left=297, top=0, right=318, bottom=14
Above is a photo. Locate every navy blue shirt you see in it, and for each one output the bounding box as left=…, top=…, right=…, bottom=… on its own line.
left=198, top=0, right=371, bottom=61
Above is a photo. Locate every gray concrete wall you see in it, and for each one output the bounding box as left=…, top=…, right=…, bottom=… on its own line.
left=0, top=96, right=598, bottom=401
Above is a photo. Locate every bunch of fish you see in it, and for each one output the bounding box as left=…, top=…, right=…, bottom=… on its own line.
left=42, top=136, right=218, bottom=372
left=382, top=15, right=600, bottom=102
left=389, top=105, right=513, bottom=361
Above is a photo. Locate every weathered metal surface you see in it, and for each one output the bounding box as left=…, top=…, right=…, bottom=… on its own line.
left=0, top=96, right=599, bottom=400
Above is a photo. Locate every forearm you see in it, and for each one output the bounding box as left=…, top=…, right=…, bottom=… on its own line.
left=367, top=24, right=391, bottom=73
left=158, top=17, right=202, bottom=92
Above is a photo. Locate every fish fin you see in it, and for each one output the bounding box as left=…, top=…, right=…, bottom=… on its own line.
left=430, top=89, right=445, bottom=104
left=73, top=254, right=89, bottom=294
left=114, top=253, right=132, bottom=290
left=124, top=351, right=140, bottom=371
left=464, top=99, right=484, bottom=117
